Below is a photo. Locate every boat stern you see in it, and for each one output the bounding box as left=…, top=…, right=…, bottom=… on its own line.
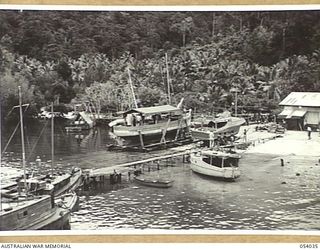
left=224, top=167, right=241, bottom=180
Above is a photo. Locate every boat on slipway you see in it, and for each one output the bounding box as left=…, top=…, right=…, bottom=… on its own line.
left=190, top=114, right=245, bottom=143
left=109, top=103, right=192, bottom=148
left=190, top=149, right=241, bottom=181
left=134, top=175, right=173, bottom=188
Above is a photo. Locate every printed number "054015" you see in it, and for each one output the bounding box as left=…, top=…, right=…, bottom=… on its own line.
left=300, top=244, right=318, bottom=248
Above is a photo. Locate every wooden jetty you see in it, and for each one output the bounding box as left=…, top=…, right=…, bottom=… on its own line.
left=83, top=149, right=193, bottom=188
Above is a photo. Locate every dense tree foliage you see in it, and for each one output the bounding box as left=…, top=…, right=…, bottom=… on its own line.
left=1, top=10, right=320, bottom=118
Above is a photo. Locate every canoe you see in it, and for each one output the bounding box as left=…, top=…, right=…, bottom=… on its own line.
left=134, top=175, right=173, bottom=188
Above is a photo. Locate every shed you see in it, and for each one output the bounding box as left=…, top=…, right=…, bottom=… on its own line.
left=278, top=92, right=320, bottom=130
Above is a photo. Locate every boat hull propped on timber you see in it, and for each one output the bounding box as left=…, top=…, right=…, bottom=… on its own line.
left=109, top=104, right=191, bottom=147
left=111, top=123, right=189, bottom=146
left=191, top=117, right=245, bottom=141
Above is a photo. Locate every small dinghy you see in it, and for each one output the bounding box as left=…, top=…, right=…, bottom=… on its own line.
left=134, top=175, right=173, bottom=188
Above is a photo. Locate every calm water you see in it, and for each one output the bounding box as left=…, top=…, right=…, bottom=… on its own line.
left=1, top=121, right=320, bottom=231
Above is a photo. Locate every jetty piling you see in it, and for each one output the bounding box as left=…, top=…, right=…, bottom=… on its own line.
left=82, top=150, right=192, bottom=189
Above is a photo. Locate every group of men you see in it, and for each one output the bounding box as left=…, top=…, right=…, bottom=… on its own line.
left=125, top=113, right=143, bottom=126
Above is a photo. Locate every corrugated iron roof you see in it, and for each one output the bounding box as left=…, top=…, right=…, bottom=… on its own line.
left=124, top=105, right=181, bottom=115
left=290, top=109, right=307, bottom=118
left=279, top=92, right=320, bottom=107
left=278, top=108, right=292, bottom=118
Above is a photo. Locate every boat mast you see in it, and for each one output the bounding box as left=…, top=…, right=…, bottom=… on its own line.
left=127, top=68, right=138, bottom=108
left=51, top=102, right=54, bottom=176
left=18, top=86, right=28, bottom=194
left=235, top=90, right=238, bottom=117
left=165, top=53, right=171, bottom=105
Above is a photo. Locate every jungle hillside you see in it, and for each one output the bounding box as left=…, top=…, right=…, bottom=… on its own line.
left=1, top=10, right=320, bottom=119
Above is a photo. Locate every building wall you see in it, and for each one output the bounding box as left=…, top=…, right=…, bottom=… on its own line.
left=281, top=106, right=320, bottom=130
left=305, top=112, right=319, bottom=125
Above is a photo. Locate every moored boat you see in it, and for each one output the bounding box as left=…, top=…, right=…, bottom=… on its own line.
left=0, top=192, right=78, bottom=230
left=0, top=88, right=78, bottom=230
left=134, top=175, right=173, bottom=188
left=51, top=168, right=83, bottom=196
left=4, top=102, right=83, bottom=198
left=190, top=149, right=241, bottom=180
left=13, top=167, right=83, bottom=197
left=34, top=103, right=83, bottom=196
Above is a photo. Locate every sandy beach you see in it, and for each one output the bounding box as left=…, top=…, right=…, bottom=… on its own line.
left=243, top=125, right=320, bottom=156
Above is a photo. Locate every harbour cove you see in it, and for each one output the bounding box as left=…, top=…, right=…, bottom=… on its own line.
left=2, top=123, right=320, bottom=231
left=2, top=7, right=320, bottom=235
left=70, top=153, right=320, bottom=231
left=68, top=128, right=320, bottom=231
left=2, top=9, right=320, bottom=233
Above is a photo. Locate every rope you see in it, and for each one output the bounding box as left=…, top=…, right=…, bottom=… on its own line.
left=1, top=121, right=20, bottom=155
left=26, top=119, right=49, bottom=161
left=1, top=105, right=30, bottom=155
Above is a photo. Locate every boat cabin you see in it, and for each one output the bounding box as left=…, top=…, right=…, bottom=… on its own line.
left=200, top=151, right=240, bottom=168
left=122, top=105, right=183, bottom=126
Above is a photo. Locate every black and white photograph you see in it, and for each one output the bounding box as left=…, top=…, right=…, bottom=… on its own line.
left=1, top=6, right=320, bottom=232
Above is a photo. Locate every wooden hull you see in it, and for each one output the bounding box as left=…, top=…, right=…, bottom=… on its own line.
left=190, top=154, right=240, bottom=180
left=15, top=168, right=83, bottom=198
left=191, top=117, right=245, bottom=141
left=31, top=193, right=78, bottom=230
left=111, top=120, right=189, bottom=146
left=112, top=120, right=187, bottom=137
left=54, top=168, right=83, bottom=197
left=0, top=193, right=77, bottom=231
left=134, top=176, right=173, bottom=188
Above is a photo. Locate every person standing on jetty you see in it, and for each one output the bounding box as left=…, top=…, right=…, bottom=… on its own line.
left=307, top=126, right=312, bottom=140
left=243, top=128, right=248, bottom=143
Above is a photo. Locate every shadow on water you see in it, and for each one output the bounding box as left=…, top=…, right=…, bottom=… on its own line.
left=3, top=120, right=320, bottom=231
left=2, top=120, right=114, bottom=161
left=190, top=170, right=237, bottom=182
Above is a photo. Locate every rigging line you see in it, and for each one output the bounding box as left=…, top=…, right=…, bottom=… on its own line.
left=26, top=119, right=49, bottom=162
left=26, top=132, right=31, bottom=157
left=1, top=121, right=20, bottom=155
left=6, top=103, right=30, bottom=118
left=59, top=123, right=67, bottom=136
left=1, top=105, right=30, bottom=155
